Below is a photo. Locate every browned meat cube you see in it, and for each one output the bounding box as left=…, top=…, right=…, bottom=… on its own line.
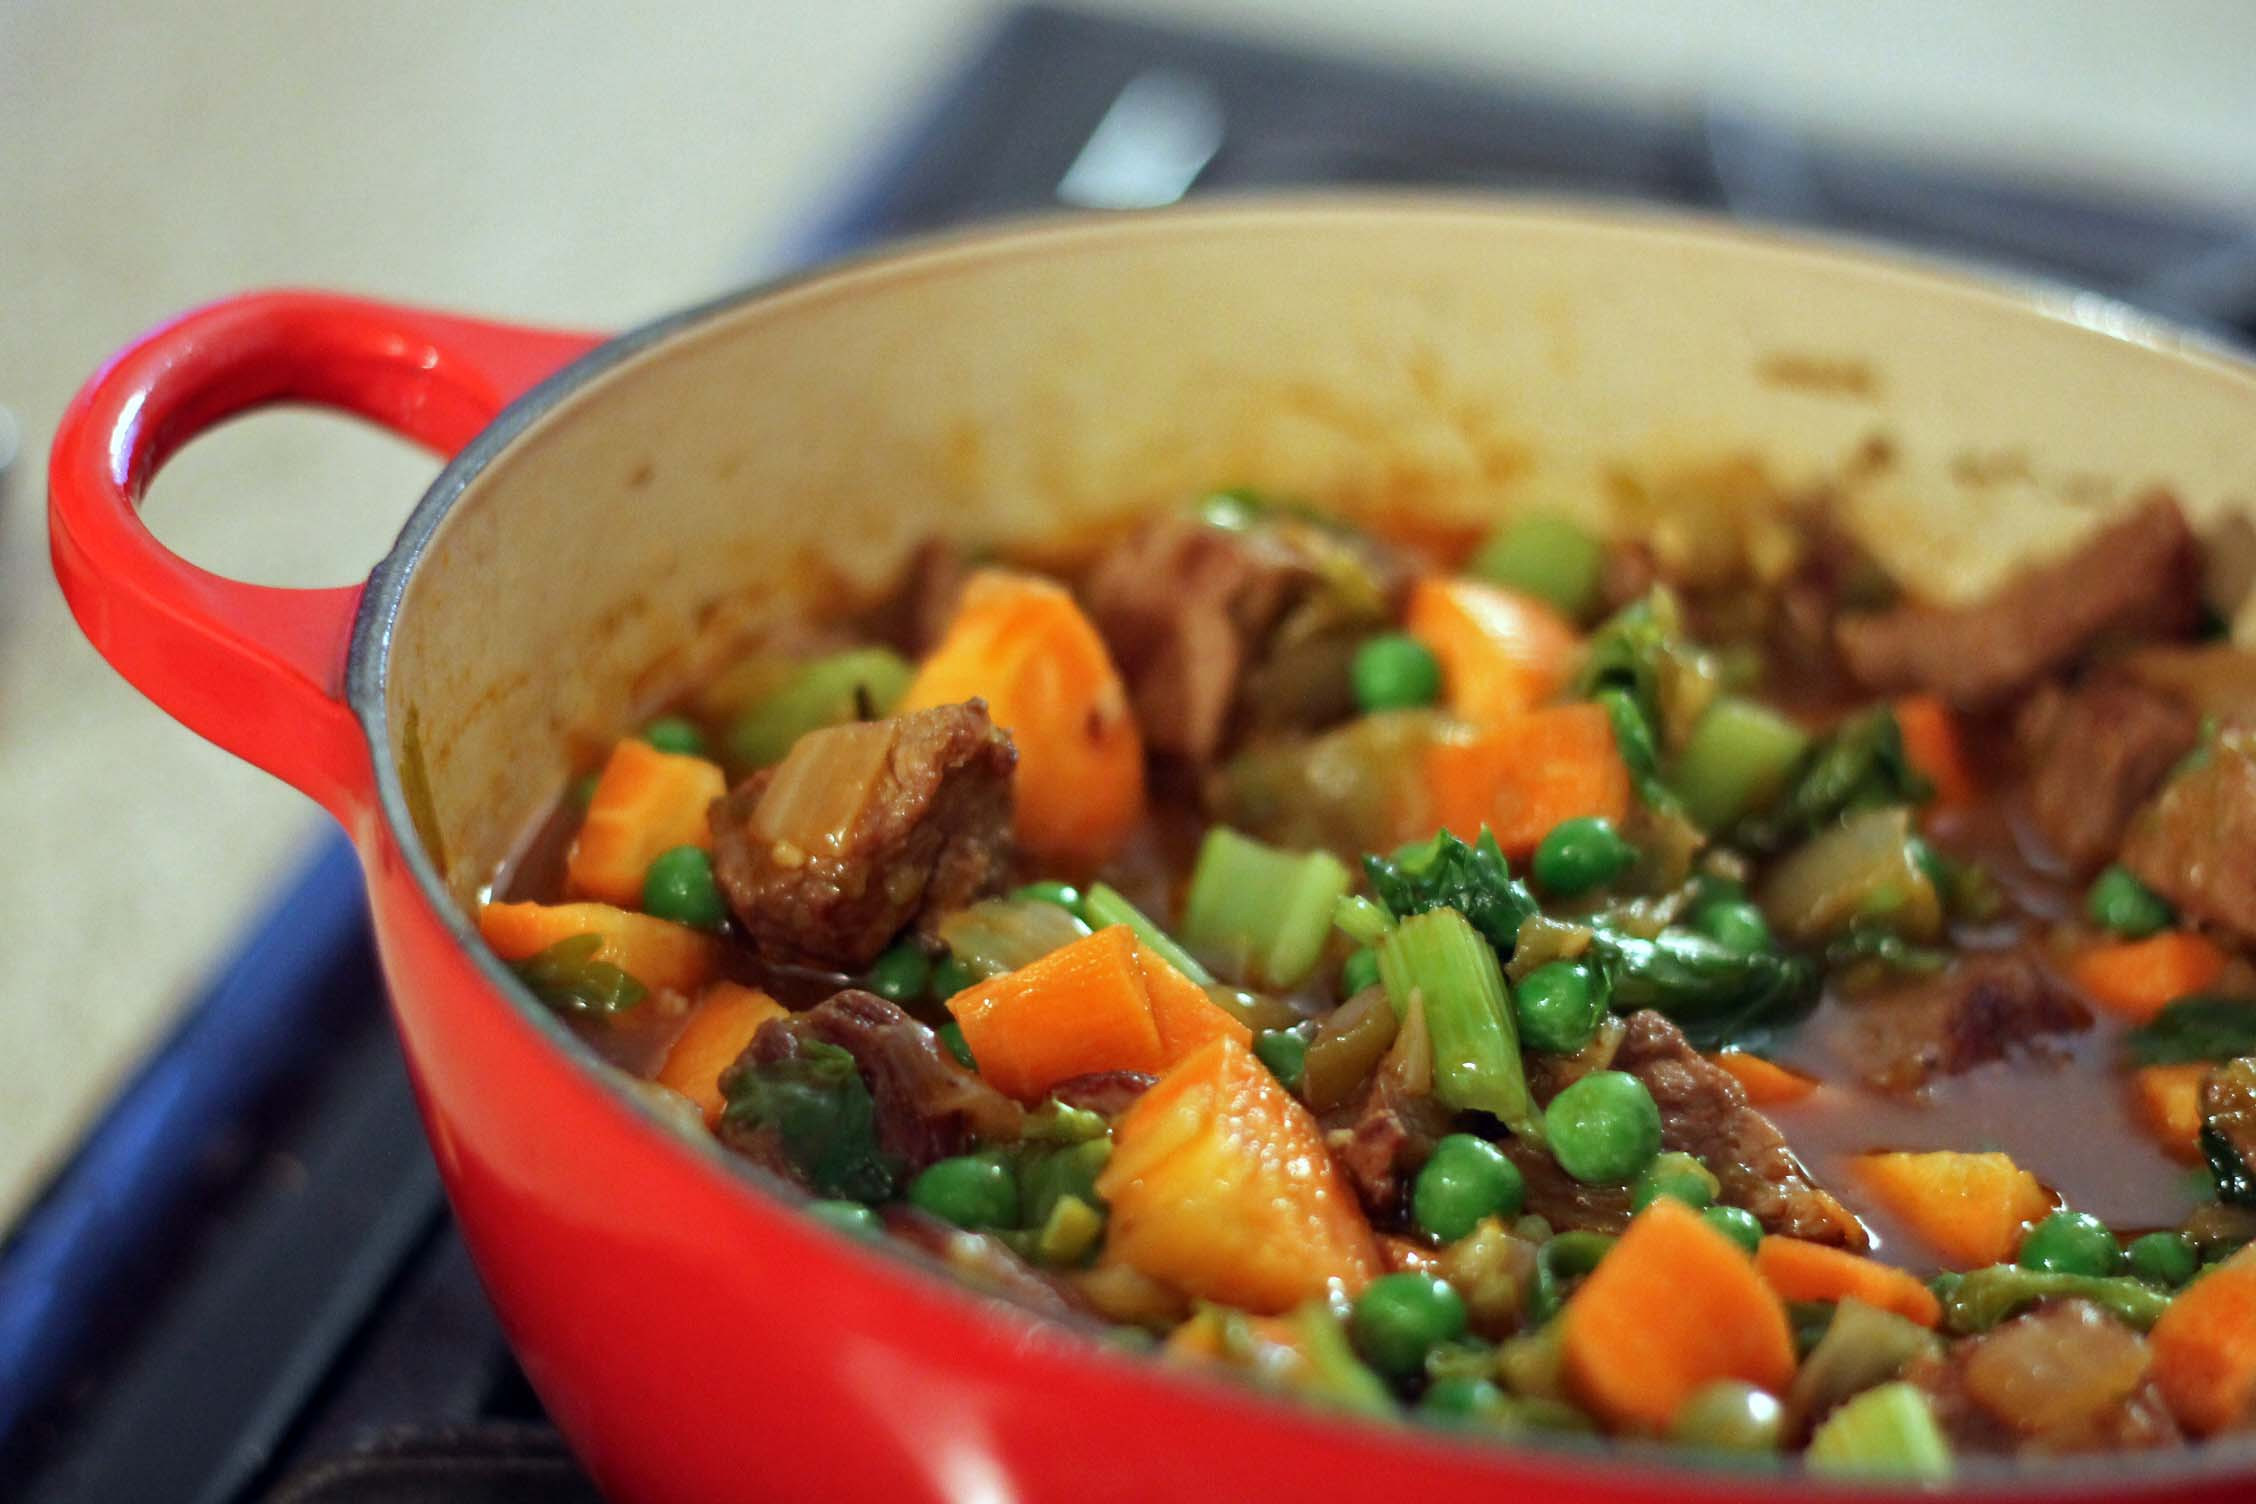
left=2124, top=729, right=2256, bottom=945
left=710, top=701, right=1014, bottom=970
left=2017, top=674, right=2200, bottom=874
left=1836, top=950, right=2093, bottom=1093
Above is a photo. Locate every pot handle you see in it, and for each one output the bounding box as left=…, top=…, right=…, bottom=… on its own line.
left=49, top=291, right=602, bottom=821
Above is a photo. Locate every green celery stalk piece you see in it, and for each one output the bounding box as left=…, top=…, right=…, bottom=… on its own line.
left=1667, top=696, right=1811, bottom=831
left=1288, top=1304, right=1397, bottom=1418
left=1806, top=1381, right=1953, bottom=1481
left=723, top=647, right=914, bottom=771
left=1182, top=827, right=1352, bottom=991
left=1333, top=893, right=1396, bottom=946
left=1467, top=513, right=1606, bottom=622
left=1081, top=882, right=1215, bottom=986
left=1378, top=907, right=1538, bottom=1137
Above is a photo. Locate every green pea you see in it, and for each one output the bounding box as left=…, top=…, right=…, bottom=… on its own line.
left=1014, top=880, right=1085, bottom=918
left=1703, top=1205, right=1764, bottom=1255
left=1341, top=947, right=1382, bottom=998
left=931, top=955, right=977, bottom=1002
left=2125, top=1230, right=2200, bottom=1287
left=1413, top=1133, right=1526, bottom=1243
left=1420, top=1374, right=1506, bottom=1424
left=2018, top=1210, right=2121, bottom=1277
left=1515, top=961, right=1605, bottom=1054
left=1668, top=1380, right=1785, bottom=1453
left=1543, top=1070, right=1662, bottom=1184
left=937, top=1019, right=977, bottom=1071
left=2086, top=865, right=2174, bottom=939
left=640, top=715, right=708, bottom=757
left=806, top=1199, right=883, bottom=1240
left=640, top=845, right=727, bottom=930
left=908, top=1152, right=1019, bottom=1229
left=1254, top=1028, right=1309, bottom=1092
left=865, top=942, right=932, bottom=1004
left=1541, top=1230, right=1616, bottom=1282
left=1631, top=1152, right=1717, bottom=1213
left=1692, top=899, right=1772, bottom=955
left=1351, top=633, right=1444, bottom=714
left=1351, top=1273, right=1468, bottom=1379
left=1531, top=816, right=1636, bottom=898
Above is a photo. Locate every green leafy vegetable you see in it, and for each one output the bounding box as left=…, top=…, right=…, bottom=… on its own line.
left=1378, top=907, right=1538, bottom=1136
left=1583, top=926, right=1819, bottom=1050
left=2202, top=1058, right=2256, bottom=1208
left=2126, top=996, right=2256, bottom=1065
left=509, top=934, right=646, bottom=1018
left=1937, top=1265, right=2174, bottom=1334
left=1824, top=920, right=1950, bottom=978
left=1573, top=589, right=1717, bottom=750
left=1735, top=707, right=1933, bottom=853
left=1363, top=828, right=1539, bottom=958
left=719, top=1040, right=897, bottom=1202
left=1182, top=828, right=1353, bottom=990
left=1593, top=688, right=1684, bottom=817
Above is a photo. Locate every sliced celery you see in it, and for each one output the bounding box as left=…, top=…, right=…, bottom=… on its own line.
left=1788, top=1298, right=1941, bottom=1431
left=1468, top=513, right=1607, bottom=621
left=1182, top=828, right=1352, bottom=991
left=1333, top=893, right=1397, bottom=947
left=1378, top=908, right=1537, bottom=1136
left=1287, top=1303, right=1397, bottom=1418
left=1667, top=696, right=1811, bottom=832
left=723, top=647, right=914, bottom=770
left=1081, top=882, right=1215, bottom=986
left=1805, top=1381, right=1953, bottom=1481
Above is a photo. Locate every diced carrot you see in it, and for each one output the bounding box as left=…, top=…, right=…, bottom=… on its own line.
left=1849, top=1150, right=2054, bottom=1268
left=1893, top=694, right=1977, bottom=809
left=947, top=926, right=1166, bottom=1101
left=1135, top=944, right=1253, bottom=1063
left=2132, top=1063, right=2211, bottom=1164
left=2151, top=1244, right=2256, bottom=1436
left=1406, top=577, right=1581, bottom=727
left=564, top=739, right=728, bottom=906
left=1561, top=1199, right=1797, bottom=1433
left=657, top=982, right=788, bottom=1127
left=477, top=900, right=721, bottom=995
left=1097, top=1036, right=1380, bottom=1313
left=1424, top=703, right=1631, bottom=859
left=1708, top=1050, right=1818, bottom=1107
left=2071, top=932, right=2228, bottom=1023
left=1755, top=1236, right=1942, bottom=1328
left=902, top=568, right=1144, bottom=863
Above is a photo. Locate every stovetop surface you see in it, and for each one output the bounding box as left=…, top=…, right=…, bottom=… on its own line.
left=5, top=7, right=2251, bottom=1502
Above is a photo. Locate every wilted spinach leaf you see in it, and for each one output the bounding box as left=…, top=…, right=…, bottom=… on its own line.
left=721, top=1040, right=898, bottom=1202
left=510, top=934, right=645, bottom=1018
left=2127, top=996, right=2256, bottom=1066
left=1735, top=707, right=1933, bottom=853
left=1363, top=827, right=1538, bottom=957
left=1585, top=925, right=1821, bottom=1050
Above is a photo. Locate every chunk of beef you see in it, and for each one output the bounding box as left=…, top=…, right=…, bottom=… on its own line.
left=1501, top=1138, right=1632, bottom=1235
left=1908, top=1301, right=2181, bottom=1455
left=1836, top=493, right=2202, bottom=706
left=733, top=991, right=1023, bottom=1177
left=1048, top=1071, right=1156, bottom=1119
left=2123, top=728, right=2256, bottom=944
left=1839, top=951, right=2092, bottom=1093
left=2016, top=674, right=2200, bottom=873
left=1613, top=1010, right=1867, bottom=1247
left=1323, top=1069, right=1452, bottom=1222
left=710, top=701, right=1015, bottom=970
left=2201, top=1058, right=2256, bottom=1203
left=1082, top=512, right=1404, bottom=767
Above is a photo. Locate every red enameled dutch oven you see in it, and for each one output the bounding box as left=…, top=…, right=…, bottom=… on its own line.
left=51, top=200, right=2256, bottom=1502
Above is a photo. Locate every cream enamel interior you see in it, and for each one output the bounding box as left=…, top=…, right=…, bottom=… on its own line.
left=382, top=200, right=2256, bottom=899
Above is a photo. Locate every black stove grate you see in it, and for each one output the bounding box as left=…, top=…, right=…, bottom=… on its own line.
left=5, top=6, right=2251, bottom=1501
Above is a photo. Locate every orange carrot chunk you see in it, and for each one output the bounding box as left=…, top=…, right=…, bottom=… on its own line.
left=1423, top=703, right=1630, bottom=861
left=477, top=900, right=721, bottom=995
left=1893, top=694, right=1978, bottom=809
left=1562, top=1198, right=1798, bottom=1433
left=2071, top=932, right=2228, bottom=1023
left=1849, top=1150, right=2053, bottom=1269
left=658, top=982, right=788, bottom=1126
left=2151, top=1244, right=2256, bottom=1436
left=1707, top=1050, right=1818, bottom=1107
left=1136, top=944, right=1253, bottom=1064
left=1755, top=1235, right=1942, bottom=1328
left=2131, top=1064, right=2211, bottom=1164
left=902, top=567, right=1144, bottom=864
left=1097, top=1036, right=1380, bottom=1313
left=1406, top=577, right=1581, bottom=727
left=564, top=738, right=728, bottom=907
left=946, top=926, right=1166, bottom=1101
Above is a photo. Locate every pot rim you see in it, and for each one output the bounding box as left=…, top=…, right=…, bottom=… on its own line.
left=340, top=191, right=2256, bottom=1497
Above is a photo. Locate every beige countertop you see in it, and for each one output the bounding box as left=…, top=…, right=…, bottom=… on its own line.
left=4, top=0, right=2252, bottom=1223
